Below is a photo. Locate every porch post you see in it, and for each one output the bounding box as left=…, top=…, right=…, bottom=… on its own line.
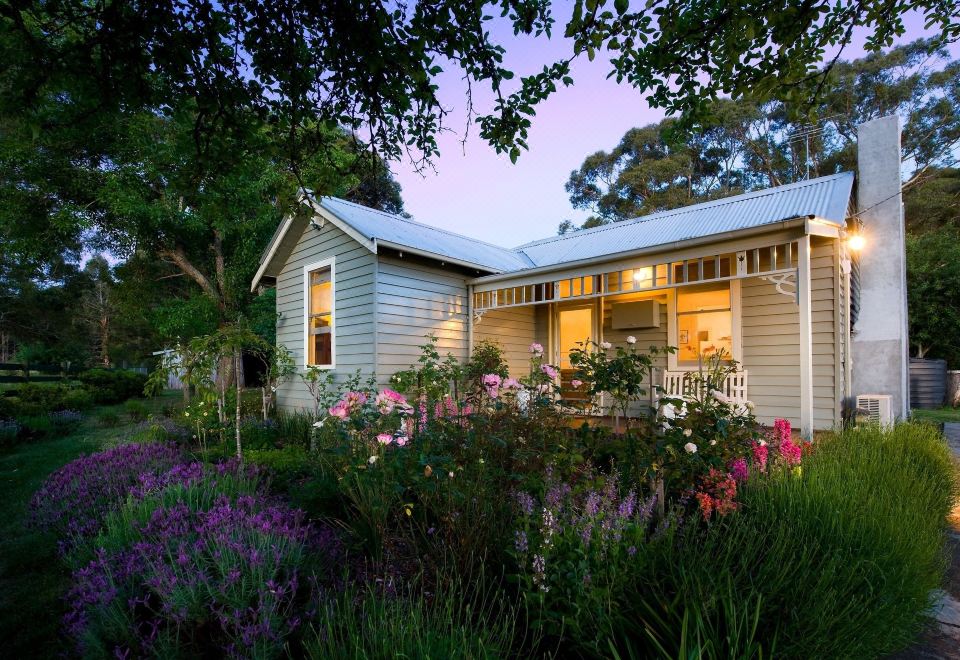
left=798, top=235, right=814, bottom=439
left=467, top=284, right=474, bottom=355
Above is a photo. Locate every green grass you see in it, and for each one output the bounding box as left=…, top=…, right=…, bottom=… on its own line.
left=0, top=392, right=179, bottom=657
left=630, top=422, right=959, bottom=658
left=912, top=406, right=960, bottom=424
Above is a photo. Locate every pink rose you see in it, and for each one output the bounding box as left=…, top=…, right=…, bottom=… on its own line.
left=530, top=342, right=544, bottom=355
left=376, top=433, right=394, bottom=445
left=541, top=364, right=559, bottom=380
left=395, top=436, right=408, bottom=447
left=328, top=402, right=349, bottom=419
left=502, top=378, right=522, bottom=390
left=570, top=379, right=583, bottom=388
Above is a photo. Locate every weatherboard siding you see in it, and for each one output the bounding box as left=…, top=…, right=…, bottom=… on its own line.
left=274, top=221, right=376, bottom=413
left=474, top=306, right=538, bottom=378
left=374, top=255, right=471, bottom=386
left=740, top=238, right=838, bottom=429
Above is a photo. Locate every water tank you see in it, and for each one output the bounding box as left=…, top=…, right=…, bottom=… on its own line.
left=910, top=358, right=947, bottom=409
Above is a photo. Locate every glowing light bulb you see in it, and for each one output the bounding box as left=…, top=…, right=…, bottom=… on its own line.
left=848, top=234, right=865, bottom=251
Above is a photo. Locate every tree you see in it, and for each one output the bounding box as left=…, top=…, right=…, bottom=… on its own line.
left=564, top=39, right=960, bottom=229
left=906, top=226, right=960, bottom=365
left=2, top=0, right=957, bottom=174
left=77, top=256, right=117, bottom=368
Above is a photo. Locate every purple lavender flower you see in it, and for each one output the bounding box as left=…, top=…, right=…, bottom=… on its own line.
left=514, top=530, right=528, bottom=554
left=515, top=491, right=535, bottom=517
left=64, top=471, right=342, bottom=658
left=30, top=442, right=186, bottom=553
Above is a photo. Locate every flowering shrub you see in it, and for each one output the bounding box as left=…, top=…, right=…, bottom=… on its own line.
left=49, top=409, right=83, bottom=432
left=29, top=442, right=186, bottom=553
left=65, top=468, right=341, bottom=658
left=568, top=339, right=670, bottom=424
left=511, top=466, right=669, bottom=651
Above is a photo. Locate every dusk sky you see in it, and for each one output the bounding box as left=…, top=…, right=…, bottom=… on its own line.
left=391, top=10, right=952, bottom=247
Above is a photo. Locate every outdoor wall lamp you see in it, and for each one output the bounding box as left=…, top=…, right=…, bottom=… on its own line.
left=847, top=233, right=866, bottom=251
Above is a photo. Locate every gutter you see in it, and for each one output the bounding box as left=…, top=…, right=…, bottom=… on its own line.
left=374, top=239, right=503, bottom=275
left=470, top=215, right=820, bottom=286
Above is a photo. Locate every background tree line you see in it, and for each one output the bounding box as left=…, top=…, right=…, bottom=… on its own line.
left=560, top=38, right=960, bottom=368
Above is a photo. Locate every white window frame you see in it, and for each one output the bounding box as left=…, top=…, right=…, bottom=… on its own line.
left=667, top=280, right=742, bottom=371
left=303, top=257, right=336, bottom=369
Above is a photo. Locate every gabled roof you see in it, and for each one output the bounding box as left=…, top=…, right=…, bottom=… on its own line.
left=252, top=172, right=854, bottom=290
left=317, top=197, right=534, bottom=272
left=513, top=172, right=854, bottom=269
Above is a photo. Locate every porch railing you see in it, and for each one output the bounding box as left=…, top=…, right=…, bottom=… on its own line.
left=661, top=370, right=748, bottom=405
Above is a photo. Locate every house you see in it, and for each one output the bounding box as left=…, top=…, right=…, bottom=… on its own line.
left=251, top=116, right=909, bottom=438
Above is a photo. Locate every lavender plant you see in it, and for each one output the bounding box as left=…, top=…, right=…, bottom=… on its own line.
left=29, top=442, right=186, bottom=554
left=65, top=465, right=342, bottom=658
left=511, top=466, right=672, bottom=653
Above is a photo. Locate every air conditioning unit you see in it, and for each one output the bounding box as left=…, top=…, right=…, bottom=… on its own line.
left=856, top=394, right=894, bottom=429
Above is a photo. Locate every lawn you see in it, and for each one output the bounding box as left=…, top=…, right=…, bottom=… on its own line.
left=912, top=406, right=960, bottom=424
left=0, top=392, right=179, bottom=657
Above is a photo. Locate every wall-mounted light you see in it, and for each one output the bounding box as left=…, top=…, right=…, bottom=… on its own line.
left=847, top=233, right=865, bottom=251
left=633, top=266, right=653, bottom=287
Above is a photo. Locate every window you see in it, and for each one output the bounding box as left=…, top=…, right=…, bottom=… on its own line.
left=305, top=261, right=334, bottom=367
left=676, top=282, right=733, bottom=366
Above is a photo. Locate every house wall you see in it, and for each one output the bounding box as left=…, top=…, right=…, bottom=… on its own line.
left=374, top=254, right=471, bottom=386
left=473, top=306, right=538, bottom=378
left=740, top=237, right=838, bottom=429
left=274, top=220, right=377, bottom=413
left=602, top=292, right=669, bottom=415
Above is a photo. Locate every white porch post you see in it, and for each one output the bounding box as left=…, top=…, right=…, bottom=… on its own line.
left=798, top=235, right=814, bottom=439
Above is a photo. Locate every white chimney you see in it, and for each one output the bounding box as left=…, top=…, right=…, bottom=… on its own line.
left=851, top=115, right=910, bottom=418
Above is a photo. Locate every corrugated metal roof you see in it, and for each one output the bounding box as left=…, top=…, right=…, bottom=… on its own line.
left=513, top=172, right=854, bottom=268
left=319, top=197, right=534, bottom=272
left=309, top=172, right=853, bottom=277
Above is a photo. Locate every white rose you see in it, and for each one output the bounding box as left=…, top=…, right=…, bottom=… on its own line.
left=600, top=341, right=612, bottom=350
left=745, top=400, right=755, bottom=410
left=710, top=439, right=717, bottom=446
left=368, top=455, right=378, bottom=464
left=660, top=403, right=676, bottom=420
left=683, top=428, right=693, bottom=437
left=626, top=336, right=636, bottom=344
left=448, top=471, right=455, bottom=479
left=684, top=442, right=698, bottom=454
left=712, top=389, right=731, bottom=405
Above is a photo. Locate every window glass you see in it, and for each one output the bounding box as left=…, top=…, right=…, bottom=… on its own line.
left=308, top=267, right=333, bottom=366
left=676, top=283, right=732, bottom=366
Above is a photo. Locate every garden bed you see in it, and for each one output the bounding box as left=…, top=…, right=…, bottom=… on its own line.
left=7, top=340, right=960, bottom=658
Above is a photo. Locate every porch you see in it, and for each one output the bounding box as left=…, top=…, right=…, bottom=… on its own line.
left=469, top=230, right=850, bottom=437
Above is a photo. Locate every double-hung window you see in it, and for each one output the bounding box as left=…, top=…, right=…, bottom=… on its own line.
left=676, top=282, right=734, bottom=367
left=305, top=260, right=334, bottom=367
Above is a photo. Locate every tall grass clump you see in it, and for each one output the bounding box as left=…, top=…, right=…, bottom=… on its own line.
left=305, top=578, right=521, bottom=659
left=628, top=422, right=958, bottom=658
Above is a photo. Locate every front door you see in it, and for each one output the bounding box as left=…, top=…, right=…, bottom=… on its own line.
left=556, top=305, right=595, bottom=368
left=556, top=305, right=596, bottom=401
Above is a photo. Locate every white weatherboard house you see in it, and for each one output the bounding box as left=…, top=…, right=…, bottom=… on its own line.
left=252, top=116, right=910, bottom=438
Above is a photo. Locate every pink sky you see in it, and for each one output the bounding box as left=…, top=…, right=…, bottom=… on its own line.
left=391, top=9, right=953, bottom=247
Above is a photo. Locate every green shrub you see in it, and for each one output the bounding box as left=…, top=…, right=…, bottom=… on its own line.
left=97, top=411, right=121, bottom=428
left=123, top=399, right=149, bottom=423
left=275, top=409, right=314, bottom=446
left=8, top=383, right=94, bottom=414
left=0, top=419, right=21, bottom=446
left=17, top=415, right=53, bottom=439
left=621, top=423, right=958, bottom=659
left=77, top=369, right=148, bottom=404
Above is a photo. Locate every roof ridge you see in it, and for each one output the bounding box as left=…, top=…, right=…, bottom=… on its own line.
left=513, top=171, right=853, bottom=251
left=323, top=196, right=530, bottom=263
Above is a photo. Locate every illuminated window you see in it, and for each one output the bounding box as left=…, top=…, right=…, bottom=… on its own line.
left=676, top=282, right=732, bottom=366
left=306, top=263, right=334, bottom=366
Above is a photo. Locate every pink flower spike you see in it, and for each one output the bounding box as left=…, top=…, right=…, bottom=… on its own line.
left=376, top=433, right=394, bottom=445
